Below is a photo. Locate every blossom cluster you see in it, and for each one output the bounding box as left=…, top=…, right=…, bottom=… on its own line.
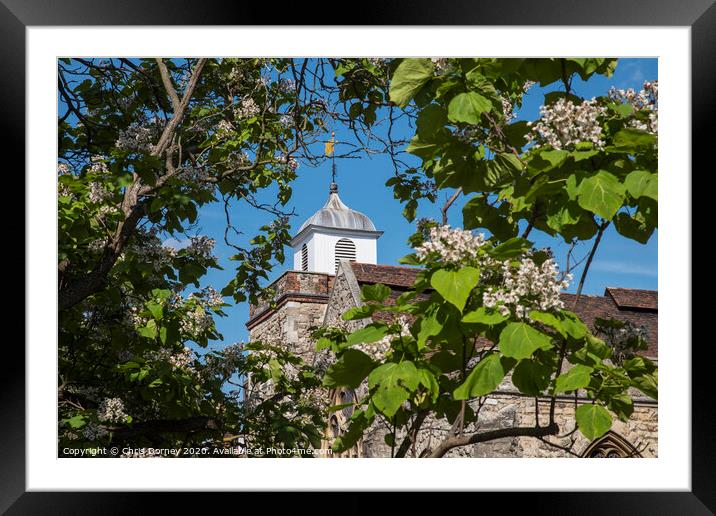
left=501, top=96, right=516, bottom=122
left=608, top=80, right=658, bottom=134
left=215, top=119, right=235, bottom=139
left=526, top=97, right=607, bottom=150
left=187, top=236, right=216, bottom=262
left=115, top=120, right=162, bottom=153
left=277, top=78, right=295, bottom=94
left=355, top=316, right=411, bottom=362
left=58, top=163, right=73, bottom=197
left=146, top=346, right=195, bottom=370
left=125, top=230, right=177, bottom=271
left=180, top=307, right=214, bottom=338
left=431, top=58, right=450, bottom=75
left=483, top=257, right=571, bottom=319
left=97, top=397, right=129, bottom=423
left=234, top=97, right=260, bottom=119
left=188, top=286, right=224, bottom=309
left=277, top=154, right=299, bottom=171
left=414, top=225, right=489, bottom=266
left=82, top=422, right=108, bottom=440
left=88, top=181, right=112, bottom=203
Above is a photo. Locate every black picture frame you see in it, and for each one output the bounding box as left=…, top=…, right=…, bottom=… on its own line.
left=5, top=1, right=709, bottom=513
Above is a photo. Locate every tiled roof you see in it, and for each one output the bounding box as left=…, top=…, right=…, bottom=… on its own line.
left=605, top=287, right=658, bottom=311
left=351, top=262, right=421, bottom=289
left=350, top=263, right=658, bottom=359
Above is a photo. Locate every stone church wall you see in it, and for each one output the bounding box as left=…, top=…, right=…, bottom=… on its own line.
left=248, top=265, right=658, bottom=458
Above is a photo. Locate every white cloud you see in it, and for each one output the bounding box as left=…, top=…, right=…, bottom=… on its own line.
left=163, top=237, right=190, bottom=250
left=592, top=260, right=657, bottom=276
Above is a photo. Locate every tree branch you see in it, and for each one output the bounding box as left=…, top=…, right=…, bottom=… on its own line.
left=441, top=187, right=462, bottom=225
left=58, top=59, right=207, bottom=312
left=155, top=58, right=181, bottom=111
left=427, top=423, right=558, bottom=458
left=573, top=220, right=609, bottom=306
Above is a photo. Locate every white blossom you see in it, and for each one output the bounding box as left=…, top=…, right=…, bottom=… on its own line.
left=415, top=225, right=490, bottom=266
left=277, top=154, right=299, bottom=170
left=483, top=257, right=571, bottom=319
left=609, top=80, right=658, bottom=134
left=431, top=58, right=450, bottom=75
left=180, top=307, right=213, bottom=338
left=82, top=422, right=108, bottom=440
left=188, top=286, right=224, bottom=309
left=97, top=397, right=128, bottom=423
left=115, top=120, right=162, bottom=153
left=215, top=119, right=235, bottom=138
left=355, top=316, right=411, bottom=362
left=501, top=96, right=516, bottom=122
left=145, top=346, right=195, bottom=370
left=234, top=97, right=260, bottom=119
left=187, top=235, right=216, bottom=261
left=88, top=181, right=112, bottom=203
left=526, top=97, right=606, bottom=150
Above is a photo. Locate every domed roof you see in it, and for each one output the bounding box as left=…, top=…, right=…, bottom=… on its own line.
left=298, top=183, right=377, bottom=233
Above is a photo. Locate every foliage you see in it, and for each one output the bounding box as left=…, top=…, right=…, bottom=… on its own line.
left=320, top=58, right=658, bottom=457
left=57, top=58, right=336, bottom=455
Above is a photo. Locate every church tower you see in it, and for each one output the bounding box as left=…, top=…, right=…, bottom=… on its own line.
left=290, top=182, right=382, bottom=274
left=246, top=180, right=381, bottom=361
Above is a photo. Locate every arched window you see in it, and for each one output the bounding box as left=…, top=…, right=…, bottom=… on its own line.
left=334, top=238, right=356, bottom=273
left=581, top=431, right=642, bottom=458
left=301, top=243, right=308, bottom=271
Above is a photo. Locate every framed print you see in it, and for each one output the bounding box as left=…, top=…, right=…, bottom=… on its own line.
left=5, top=0, right=712, bottom=513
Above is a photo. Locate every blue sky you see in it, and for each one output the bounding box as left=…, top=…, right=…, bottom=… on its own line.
left=174, top=58, right=658, bottom=352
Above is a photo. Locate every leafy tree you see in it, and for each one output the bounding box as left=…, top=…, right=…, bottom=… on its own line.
left=57, top=58, right=347, bottom=454
left=319, top=58, right=658, bottom=457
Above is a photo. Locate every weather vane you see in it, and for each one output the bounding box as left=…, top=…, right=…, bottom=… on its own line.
left=325, top=131, right=337, bottom=186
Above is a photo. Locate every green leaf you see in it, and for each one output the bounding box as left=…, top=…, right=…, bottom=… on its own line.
left=575, top=404, right=612, bottom=440
left=539, top=149, right=569, bottom=168
left=369, top=361, right=420, bottom=417
left=529, top=310, right=567, bottom=337
left=67, top=414, right=86, bottom=429
left=613, top=128, right=657, bottom=149
left=462, top=307, right=507, bottom=326
left=361, top=283, right=391, bottom=302
left=454, top=353, right=511, bottom=400
left=332, top=411, right=370, bottom=453
left=499, top=322, right=553, bottom=360
left=624, top=170, right=657, bottom=201
left=554, top=364, right=593, bottom=393
left=614, top=211, right=655, bottom=244
left=146, top=301, right=163, bottom=321
left=447, top=92, right=492, bottom=125
left=417, top=308, right=443, bottom=349
left=389, top=58, right=434, bottom=108
left=490, top=237, right=533, bottom=260
left=560, top=311, right=589, bottom=339
left=430, top=267, right=480, bottom=312
left=632, top=373, right=658, bottom=400
left=416, top=104, right=448, bottom=139
left=577, top=170, right=626, bottom=220
left=607, top=393, right=634, bottom=422
left=323, top=349, right=376, bottom=389
left=346, top=324, right=388, bottom=346
left=512, top=359, right=552, bottom=396
left=417, top=368, right=440, bottom=403
left=137, top=319, right=158, bottom=340
left=342, top=304, right=377, bottom=321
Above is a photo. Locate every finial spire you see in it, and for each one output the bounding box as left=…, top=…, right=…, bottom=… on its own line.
left=329, top=131, right=337, bottom=186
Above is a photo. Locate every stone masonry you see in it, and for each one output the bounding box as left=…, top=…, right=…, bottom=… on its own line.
left=248, top=262, right=658, bottom=458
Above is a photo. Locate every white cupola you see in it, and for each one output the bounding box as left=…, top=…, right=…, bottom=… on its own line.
left=290, top=182, right=382, bottom=274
